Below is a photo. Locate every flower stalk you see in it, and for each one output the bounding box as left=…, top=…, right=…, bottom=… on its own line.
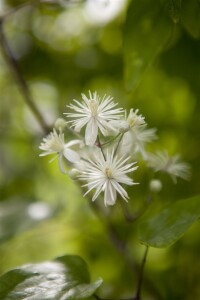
left=135, top=246, right=149, bottom=300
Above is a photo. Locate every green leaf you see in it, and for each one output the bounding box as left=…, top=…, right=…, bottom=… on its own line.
left=123, top=0, right=172, bottom=91
left=162, top=0, right=182, bottom=23
left=138, top=195, right=200, bottom=248
left=0, top=199, right=55, bottom=244
left=181, top=0, right=200, bottom=39
left=0, top=255, right=103, bottom=300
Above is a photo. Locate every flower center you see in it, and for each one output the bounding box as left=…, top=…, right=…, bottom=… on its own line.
left=128, top=116, right=136, bottom=127
left=89, top=100, right=98, bottom=117
left=50, top=138, right=64, bottom=152
left=127, top=109, right=145, bottom=128
left=105, top=167, right=112, bottom=178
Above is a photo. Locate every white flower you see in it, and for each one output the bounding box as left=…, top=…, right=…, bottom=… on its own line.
left=107, top=108, right=146, bottom=135
left=78, top=149, right=138, bottom=206
left=126, top=108, right=145, bottom=128
left=65, top=91, right=123, bottom=146
left=147, top=151, right=191, bottom=183
left=105, top=109, right=154, bottom=158
left=39, top=129, right=80, bottom=173
left=121, top=126, right=157, bottom=159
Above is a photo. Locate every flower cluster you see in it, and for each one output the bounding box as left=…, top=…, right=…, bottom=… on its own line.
left=39, top=91, right=191, bottom=206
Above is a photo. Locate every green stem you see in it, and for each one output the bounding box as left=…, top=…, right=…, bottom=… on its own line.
left=119, top=195, right=152, bottom=224
left=65, top=125, right=84, bottom=140
left=96, top=135, right=106, bottom=160
left=101, top=133, right=121, bottom=147
left=135, top=246, right=149, bottom=300
left=114, top=133, right=123, bottom=156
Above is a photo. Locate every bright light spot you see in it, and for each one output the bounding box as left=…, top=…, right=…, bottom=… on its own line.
left=56, top=10, right=84, bottom=36
left=83, top=0, right=128, bottom=25
left=0, top=0, right=7, bottom=14
left=32, top=8, right=89, bottom=52
left=27, top=203, right=52, bottom=220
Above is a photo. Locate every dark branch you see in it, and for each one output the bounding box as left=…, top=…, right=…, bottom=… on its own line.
left=0, top=8, right=50, bottom=134
left=134, top=246, right=149, bottom=300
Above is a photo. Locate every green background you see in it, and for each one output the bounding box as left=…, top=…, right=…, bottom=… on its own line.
left=0, top=0, right=199, bottom=299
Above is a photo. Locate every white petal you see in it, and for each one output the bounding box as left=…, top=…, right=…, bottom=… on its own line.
left=39, top=152, right=51, bottom=157
left=92, top=184, right=104, bottom=202
left=58, top=155, right=67, bottom=174
left=111, top=180, right=129, bottom=201
left=65, top=139, right=82, bottom=148
left=104, top=181, right=117, bottom=206
left=85, top=118, right=98, bottom=146
left=63, top=148, right=80, bottom=163
left=74, top=118, right=89, bottom=132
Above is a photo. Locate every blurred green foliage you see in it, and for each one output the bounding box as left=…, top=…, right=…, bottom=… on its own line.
left=0, top=0, right=200, bottom=299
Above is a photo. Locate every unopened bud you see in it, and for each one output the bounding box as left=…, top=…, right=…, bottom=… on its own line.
left=149, top=179, right=162, bottom=192
left=68, top=168, right=79, bottom=180
left=54, top=118, right=66, bottom=131
left=118, top=120, right=130, bottom=133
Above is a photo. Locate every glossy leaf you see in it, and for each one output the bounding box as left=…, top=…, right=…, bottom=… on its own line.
left=124, top=0, right=172, bottom=91
left=0, top=255, right=103, bottom=300
left=139, top=195, right=200, bottom=248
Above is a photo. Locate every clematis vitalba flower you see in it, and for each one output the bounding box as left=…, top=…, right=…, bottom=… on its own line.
left=78, top=149, right=138, bottom=206
left=39, top=129, right=81, bottom=173
left=65, top=91, right=123, bottom=146
left=147, top=151, right=191, bottom=183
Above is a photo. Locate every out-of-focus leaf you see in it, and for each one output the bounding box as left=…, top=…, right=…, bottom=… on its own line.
left=0, top=199, right=55, bottom=243
left=124, top=0, right=172, bottom=91
left=138, top=195, right=200, bottom=248
left=161, top=0, right=182, bottom=23
left=181, top=0, right=200, bottom=39
left=0, top=255, right=103, bottom=300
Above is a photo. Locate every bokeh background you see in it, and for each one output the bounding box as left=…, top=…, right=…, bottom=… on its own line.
left=0, top=0, right=200, bottom=299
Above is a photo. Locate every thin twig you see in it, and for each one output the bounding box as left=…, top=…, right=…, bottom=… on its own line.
left=119, top=199, right=137, bottom=223
left=0, top=20, right=50, bottom=134
left=119, top=194, right=152, bottom=224
left=96, top=135, right=106, bottom=160
left=135, top=246, right=149, bottom=300
left=89, top=200, right=138, bottom=277
left=101, top=133, right=121, bottom=147
left=114, top=133, right=123, bottom=156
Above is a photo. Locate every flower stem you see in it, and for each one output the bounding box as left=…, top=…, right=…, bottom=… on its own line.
left=114, top=133, right=123, bottom=156
left=101, top=133, right=121, bottom=147
left=119, top=196, right=152, bottom=224
left=96, top=135, right=106, bottom=160
left=135, top=246, right=149, bottom=300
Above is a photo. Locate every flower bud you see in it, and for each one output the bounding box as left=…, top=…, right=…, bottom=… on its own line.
left=118, top=120, right=130, bottom=133
left=149, top=179, right=162, bottom=192
left=68, top=168, right=80, bottom=180
left=54, top=118, right=66, bottom=131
